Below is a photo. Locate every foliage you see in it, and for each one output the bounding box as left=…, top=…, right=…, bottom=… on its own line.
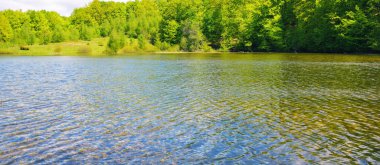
left=0, top=13, right=13, bottom=43
left=0, top=0, right=379, bottom=53
left=107, top=29, right=125, bottom=54
left=180, top=20, right=205, bottom=52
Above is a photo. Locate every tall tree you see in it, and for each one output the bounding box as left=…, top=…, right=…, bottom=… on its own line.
left=0, top=13, right=13, bottom=43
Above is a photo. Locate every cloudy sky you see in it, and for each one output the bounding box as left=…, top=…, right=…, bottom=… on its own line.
left=0, top=0, right=130, bottom=16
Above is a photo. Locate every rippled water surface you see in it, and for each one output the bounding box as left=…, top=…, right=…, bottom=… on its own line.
left=0, top=53, right=379, bottom=164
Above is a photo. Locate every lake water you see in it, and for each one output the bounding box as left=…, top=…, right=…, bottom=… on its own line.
left=0, top=53, right=379, bottom=164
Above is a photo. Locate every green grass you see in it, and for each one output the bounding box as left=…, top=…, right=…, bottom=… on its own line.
left=0, top=38, right=110, bottom=56
left=0, top=37, right=211, bottom=56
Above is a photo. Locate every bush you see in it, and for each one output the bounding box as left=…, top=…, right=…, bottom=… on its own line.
left=157, top=41, right=170, bottom=51
left=20, top=46, right=29, bottom=50
left=167, top=44, right=180, bottom=52
left=98, top=41, right=104, bottom=46
left=202, top=44, right=213, bottom=52
left=107, top=30, right=125, bottom=54
left=137, top=35, right=145, bottom=49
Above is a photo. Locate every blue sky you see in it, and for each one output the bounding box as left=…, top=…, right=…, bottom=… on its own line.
left=0, top=0, right=130, bottom=16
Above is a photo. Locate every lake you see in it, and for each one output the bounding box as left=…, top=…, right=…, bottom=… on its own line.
left=0, top=53, right=379, bottom=164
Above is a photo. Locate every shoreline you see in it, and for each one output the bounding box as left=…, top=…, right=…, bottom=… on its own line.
left=1, top=48, right=379, bottom=56
left=1, top=43, right=379, bottom=57
left=2, top=51, right=379, bottom=57
left=2, top=38, right=379, bottom=56
left=1, top=52, right=380, bottom=57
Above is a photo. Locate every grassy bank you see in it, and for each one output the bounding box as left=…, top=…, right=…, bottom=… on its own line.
left=2, top=38, right=378, bottom=56
left=0, top=38, right=107, bottom=56
left=0, top=37, right=195, bottom=56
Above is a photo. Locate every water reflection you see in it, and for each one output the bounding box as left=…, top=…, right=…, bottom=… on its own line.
left=0, top=54, right=379, bottom=164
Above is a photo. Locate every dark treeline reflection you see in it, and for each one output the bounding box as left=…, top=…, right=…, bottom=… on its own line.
left=0, top=0, right=379, bottom=53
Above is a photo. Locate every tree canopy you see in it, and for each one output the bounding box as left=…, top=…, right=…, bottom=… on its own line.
left=0, top=0, right=379, bottom=53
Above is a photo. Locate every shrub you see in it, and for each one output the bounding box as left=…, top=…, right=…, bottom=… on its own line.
left=107, top=30, right=125, bottom=54
left=98, top=41, right=104, bottom=46
left=20, top=46, right=29, bottom=50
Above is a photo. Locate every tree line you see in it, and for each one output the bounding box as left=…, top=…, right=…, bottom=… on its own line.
left=0, top=0, right=379, bottom=53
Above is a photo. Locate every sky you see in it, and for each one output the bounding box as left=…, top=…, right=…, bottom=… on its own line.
left=0, top=0, right=130, bottom=16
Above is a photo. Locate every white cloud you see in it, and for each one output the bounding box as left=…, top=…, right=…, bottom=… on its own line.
left=0, top=0, right=130, bottom=16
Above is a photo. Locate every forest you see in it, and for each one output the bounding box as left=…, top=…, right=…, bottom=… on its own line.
left=0, top=0, right=379, bottom=53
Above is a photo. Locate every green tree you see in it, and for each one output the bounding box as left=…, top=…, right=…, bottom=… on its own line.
left=107, top=29, right=125, bottom=54
left=245, top=1, right=284, bottom=51
left=100, top=20, right=111, bottom=37
left=180, top=20, right=205, bottom=51
left=332, top=6, right=373, bottom=52
left=0, top=0, right=379, bottom=53
left=45, top=11, right=67, bottom=43
left=0, top=13, right=14, bottom=43
left=19, top=22, right=36, bottom=45
left=79, top=24, right=97, bottom=41
left=160, top=20, right=180, bottom=45
left=203, top=3, right=223, bottom=49
left=28, top=11, right=52, bottom=45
